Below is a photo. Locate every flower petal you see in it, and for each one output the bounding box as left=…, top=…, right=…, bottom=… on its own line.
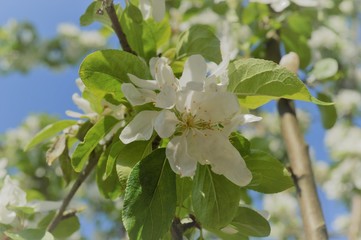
left=177, top=91, right=239, bottom=123
left=155, top=85, right=177, bottom=109
left=128, top=73, right=159, bottom=90
left=121, top=83, right=156, bottom=106
left=154, top=57, right=177, bottom=87
left=200, top=130, right=252, bottom=186
left=179, top=55, right=207, bottom=90
left=151, top=0, right=166, bottom=21
left=72, top=93, right=93, bottom=114
left=166, top=133, right=198, bottom=177
left=154, top=110, right=179, bottom=138
left=222, top=113, right=262, bottom=136
left=119, top=111, right=159, bottom=144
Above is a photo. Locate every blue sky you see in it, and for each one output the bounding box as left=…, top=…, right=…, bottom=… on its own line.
left=0, top=1, right=348, bottom=239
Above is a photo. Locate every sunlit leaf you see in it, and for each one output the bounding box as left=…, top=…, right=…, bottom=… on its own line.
left=228, top=58, right=332, bottom=108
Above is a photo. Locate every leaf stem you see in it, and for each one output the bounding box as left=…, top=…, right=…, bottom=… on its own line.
left=277, top=99, right=328, bottom=239
left=105, top=0, right=136, bottom=55
left=47, top=152, right=99, bottom=232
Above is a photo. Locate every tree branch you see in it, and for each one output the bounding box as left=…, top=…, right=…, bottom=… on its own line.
left=277, top=99, right=328, bottom=240
left=47, top=152, right=99, bottom=232
left=348, top=194, right=361, bottom=239
left=105, top=1, right=136, bottom=55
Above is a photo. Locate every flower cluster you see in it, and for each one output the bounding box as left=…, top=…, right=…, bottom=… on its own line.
left=119, top=55, right=261, bottom=186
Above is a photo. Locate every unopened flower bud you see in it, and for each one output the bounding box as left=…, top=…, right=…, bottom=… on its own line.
left=279, top=52, right=300, bottom=74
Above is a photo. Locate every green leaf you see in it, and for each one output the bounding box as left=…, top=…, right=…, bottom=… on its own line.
left=176, top=25, right=222, bottom=63
left=104, top=140, right=124, bottom=179
left=229, top=206, right=270, bottom=237
left=59, top=139, right=76, bottom=186
left=310, top=58, right=338, bottom=81
left=5, top=229, right=54, bottom=240
left=244, top=150, right=293, bottom=193
left=79, top=1, right=118, bottom=27
left=230, top=132, right=251, bottom=157
left=72, top=116, right=118, bottom=172
left=281, top=27, right=311, bottom=69
left=120, top=3, right=145, bottom=57
left=97, top=141, right=122, bottom=199
left=51, top=216, right=80, bottom=239
left=287, top=13, right=312, bottom=37
left=123, top=149, right=176, bottom=240
left=79, top=50, right=150, bottom=101
left=115, top=140, right=153, bottom=192
left=317, top=92, right=337, bottom=129
left=142, top=18, right=171, bottom=60
left=24, top=120, right=77, bottom=151
left=209, top=229, right=248, bottom=240
left=228, top=58, right=332, bottom=109
left=120, top=4, right=171, bottom=61
left=192, top=165, right=241, bottom=229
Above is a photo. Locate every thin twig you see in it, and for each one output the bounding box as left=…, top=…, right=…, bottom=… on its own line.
left=105, top=1, right=136, bottom=54
left=47, top=153, right=99, bottom=232
left=278, top=99, right=328, bottom=240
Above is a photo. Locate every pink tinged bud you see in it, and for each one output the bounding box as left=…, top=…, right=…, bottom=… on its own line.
left=279, top=52, right=300, bottom=74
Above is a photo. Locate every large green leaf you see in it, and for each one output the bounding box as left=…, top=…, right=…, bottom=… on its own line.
left=229, top=206, right=270, bottom=237
left=71, top=116, right=118, bottom=172
left=24, top=120, right=77, bottom=151
left=228, top=58, right=331, bottom=109
left=317, top=92, right=337, bottom=129
left=123, top=149, right=176, bottom=240
left=244, top=150, right=293, bottom=193
left=176, top=25, right=222, bottom=63
left=192, top=165, right=241, bottom=229
left=79, top=50, right=150, bottom=101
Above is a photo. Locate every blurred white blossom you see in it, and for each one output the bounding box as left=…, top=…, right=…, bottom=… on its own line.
left=264, top=191, right=302, bottom=238
left=325, top=124, right=361, bottom=158
left=335, top=89, right=361, bottom=116
left=0, top=176, right=27, bottom=224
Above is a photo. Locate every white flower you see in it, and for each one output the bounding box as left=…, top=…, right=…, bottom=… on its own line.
left=0, top=176, right=27, bottom=224
left=57, top=23, right=80, bottom=37
left=160, top=91, right=260, bottom=186
left=123, top=55, right=229, bottom=109
left=120, top=55, right=261, bottom=186
left=249, top=0, right=317, bottom=12
left=139, top=0, right=166, bottom=22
